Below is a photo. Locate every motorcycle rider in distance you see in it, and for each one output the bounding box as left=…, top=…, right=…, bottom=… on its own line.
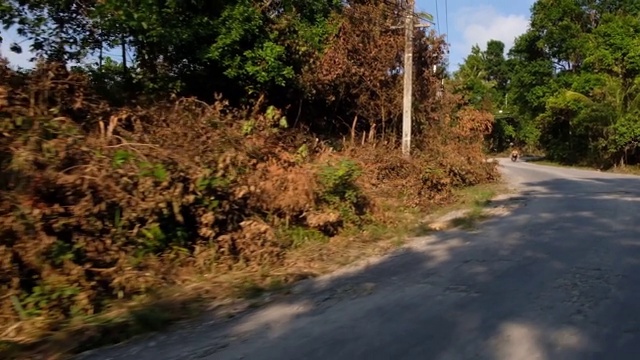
left=510, top=142, right=519, bottom=162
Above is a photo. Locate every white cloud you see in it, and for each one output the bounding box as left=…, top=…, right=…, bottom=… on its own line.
left=456, top=6, right=529, bottom=52
left=449, top=5, right=529, bottom=69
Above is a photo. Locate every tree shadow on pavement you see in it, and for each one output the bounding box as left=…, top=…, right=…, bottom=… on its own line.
left=75, top=175, right=640, bottom=360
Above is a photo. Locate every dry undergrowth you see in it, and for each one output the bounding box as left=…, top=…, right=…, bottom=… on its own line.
left=0, top=59, right=498, bottom=359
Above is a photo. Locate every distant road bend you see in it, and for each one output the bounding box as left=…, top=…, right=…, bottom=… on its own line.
left=78, top=159, right=640, bottom=360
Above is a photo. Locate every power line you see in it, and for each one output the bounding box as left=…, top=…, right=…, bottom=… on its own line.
left=435, top=0, right=441, bottom=34
left=444, top=0, right=449, bottom=42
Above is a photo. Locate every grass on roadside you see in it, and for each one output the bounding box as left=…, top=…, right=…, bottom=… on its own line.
left=449, top=207, right=489, bottom=230
left=425, top=182, right=506, bottom=231
left=451, top=183, right=505, bottom=230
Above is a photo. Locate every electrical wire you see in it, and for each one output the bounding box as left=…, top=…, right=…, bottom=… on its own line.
left=444, top=0, right=450, bottom=59
left=444, top=0, right=449, bottom=42
left=435, top=0, right=441, bottom=34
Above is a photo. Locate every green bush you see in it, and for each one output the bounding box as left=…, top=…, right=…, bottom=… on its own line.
left=318, top=159, right=362, bottom=204
left=316, top=159, right=368, bottom=223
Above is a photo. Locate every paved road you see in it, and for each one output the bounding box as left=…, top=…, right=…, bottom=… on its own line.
left=78, top=159, right=640, bottom=360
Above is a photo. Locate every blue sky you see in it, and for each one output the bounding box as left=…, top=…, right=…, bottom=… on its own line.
left=1, top=0, right=536, bottom=71
left=417, top=0, right=536, bottom=70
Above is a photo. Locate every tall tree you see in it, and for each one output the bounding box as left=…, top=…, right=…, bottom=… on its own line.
left=0, top=0, right=103, bottom=62
left=459, top=0, right=640, bottom=165
left=485, top=40, right=508, bottom=93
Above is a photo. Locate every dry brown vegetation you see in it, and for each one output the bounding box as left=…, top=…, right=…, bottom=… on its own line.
left=0, top=3, right=498, bottom=358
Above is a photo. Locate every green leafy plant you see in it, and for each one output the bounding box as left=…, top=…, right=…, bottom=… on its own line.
left=112, top=150, right=135, bottom=168
left=317, top=159, right=367, bottom=224
left=138, top=162, right=168, bottom=181
left=318, top=159, right=362, bottom=204
left=20, top=284, right=81, bottom=318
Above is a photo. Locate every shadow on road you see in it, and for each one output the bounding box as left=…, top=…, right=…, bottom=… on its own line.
left=75, top=174, right=640, bottom=360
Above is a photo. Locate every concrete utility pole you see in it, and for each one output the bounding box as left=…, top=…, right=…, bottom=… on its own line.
left=399, top=0, right=430, bottom=157
left=402, top=0, right=414, bottom=157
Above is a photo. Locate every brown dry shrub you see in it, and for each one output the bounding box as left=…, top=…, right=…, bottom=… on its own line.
left=0, top=61, right=368, bottom=339
left=340, top=75, right=499, bottom=211
left=246, top=161, right=317, bottom=219
left=303, top=1, right=404, bottom=128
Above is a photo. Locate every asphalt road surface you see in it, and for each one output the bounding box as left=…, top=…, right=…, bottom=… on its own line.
left=77, top=159, right=640, bottom=360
